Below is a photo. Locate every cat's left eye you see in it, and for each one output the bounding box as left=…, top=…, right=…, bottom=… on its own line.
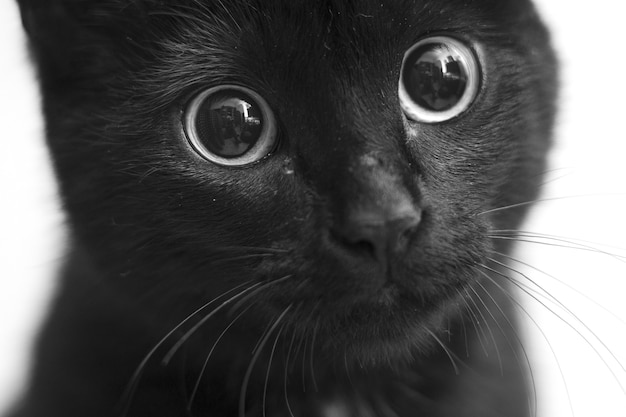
left=399, top=36, right=480, bottom=123
left=184, top=85, right=277, bottom=166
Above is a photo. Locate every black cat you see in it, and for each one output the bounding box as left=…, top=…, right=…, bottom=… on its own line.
left=9, top=1, right=557, bottom=416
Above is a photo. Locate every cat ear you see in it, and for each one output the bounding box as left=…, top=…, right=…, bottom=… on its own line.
left=17, top=1, right=70, bottom=43
left=16, top=0, right=152, bottom=82
left=16, top=1, right=75, bottom=79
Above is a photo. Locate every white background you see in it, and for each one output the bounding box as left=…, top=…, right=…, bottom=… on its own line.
left=1, top=1, right=625, bottom=416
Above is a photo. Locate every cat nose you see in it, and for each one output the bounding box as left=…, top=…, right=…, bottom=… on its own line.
left=327, top=153, right=421, bottom=270
left=335, top=200, right=422, bottom=267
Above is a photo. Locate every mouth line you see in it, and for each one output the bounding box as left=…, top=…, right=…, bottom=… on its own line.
left=370, top=282, right=402, bottom=306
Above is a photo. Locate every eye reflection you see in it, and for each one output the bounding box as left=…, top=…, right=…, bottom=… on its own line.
left=194, top=92, right=263, bottom=158
left=184, top=85, right=277, bottom=166
left=398, top=36, right=480, bottom=123
left=406, top=46, right=468, bottom=112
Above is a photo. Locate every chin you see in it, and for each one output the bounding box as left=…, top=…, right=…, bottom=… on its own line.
left=257, top=280, right=467, bottom=368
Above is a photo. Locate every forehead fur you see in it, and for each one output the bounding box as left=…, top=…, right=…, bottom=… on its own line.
left=19, top=0, right=553, bottom=154
left=20, top=0, right=543, bottom=81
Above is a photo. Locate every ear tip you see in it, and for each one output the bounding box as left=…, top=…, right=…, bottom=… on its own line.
left=16, top=0, right=35, bottom=34
left=16, top=1, right=57, bottom=38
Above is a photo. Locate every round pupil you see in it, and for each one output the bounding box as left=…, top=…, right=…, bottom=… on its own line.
left=404, top=43, right=468, bottom=112
left=193, top=90, right=264, bottom=158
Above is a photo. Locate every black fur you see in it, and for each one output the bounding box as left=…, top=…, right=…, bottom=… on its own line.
left=10, top=1, right=557, bottom=416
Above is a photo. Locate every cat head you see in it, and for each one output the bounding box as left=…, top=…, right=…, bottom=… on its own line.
left=19, top=0, right=557, bottom=365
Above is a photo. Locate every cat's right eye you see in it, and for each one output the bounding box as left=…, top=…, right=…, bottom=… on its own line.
left=398, top=36, right=480, bottom=123
left=184, top=85, right=277, bottom=166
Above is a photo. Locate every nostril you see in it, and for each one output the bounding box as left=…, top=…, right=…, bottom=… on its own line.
left=334, top=234, right=379, bottom=259
left=387, top=215, right=421, bottom=250
left=390, top=215, right=421, bottom=247
left=332, top=210, right=422, bottom=266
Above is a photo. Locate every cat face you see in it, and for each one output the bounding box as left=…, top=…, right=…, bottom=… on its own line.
left=21, top=0, right=556, bottom=365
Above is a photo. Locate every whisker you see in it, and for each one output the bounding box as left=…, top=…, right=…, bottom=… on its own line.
left=252, top=319, right=278, bottom=357
left=297, top=299, right=321, bottom=393
left=239, top=305, right=292, bottom=417
left=117, top=280, right=252, bottom=416
left=538, top=167, right=577, bottom=186
left=489, top=232, right=626, bottom=262
left=488, top=257, right=626, bottom=376
left=161, top=281, right=267, bottom=365
left=288, top=331, right=306, bottom=377
left=344, top=350, right=355, bottom=391
left=474, top=278, right=538, bottom=417
left=489, top=236, right=626, bottom=262
left=424, top=328, right=460, bottom=375
left=494, top=251, right=626, bottom=327
left=467, top=285, right=503, bottom=374
left=283, top=330, right=298, bottom=417
left=209, top=245, right=289, bottom=254
left=263, top=321, right=286, bottom=417
left=492, top=230, right=626, bottom=252
left=466, top=286, right=498, bottom=356
left=476, top=193, right=626, bottom=217
left=212, top=253, right=277, bottom=266
left=481, top=261, right=626, bottom=405
left=309, top=317, right=320, bottom=393
left=187, top=306, right=250, bottom=411
left=474, top=266, right=574, bottom=417
left=456, top=288, right=489, bottom=356
left=301, top=334, right=309, bottom=392
left=458, top=307, right=470, bottom=358
left=230, top=275, right=293, bottom=317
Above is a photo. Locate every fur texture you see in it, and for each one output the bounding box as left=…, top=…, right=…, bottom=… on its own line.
left=11, top=1, right=556, bottom=416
